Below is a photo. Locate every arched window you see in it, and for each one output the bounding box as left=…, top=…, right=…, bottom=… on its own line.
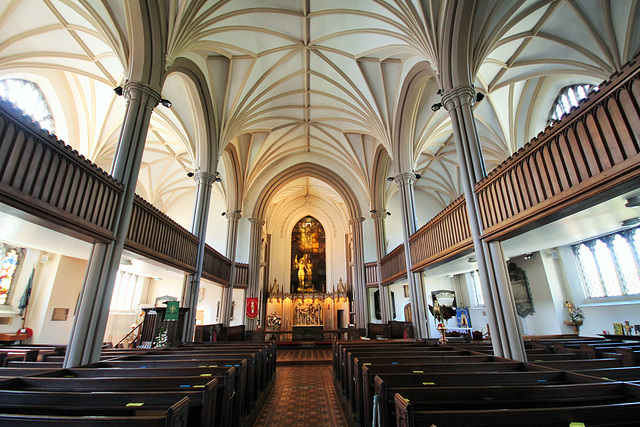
left=0, top=79, right=55, bottom=133
left=548, top=84, right=598, bottom=124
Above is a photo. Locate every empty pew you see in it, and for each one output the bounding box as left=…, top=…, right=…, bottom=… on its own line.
left=0, top=395, right=189, bottom=426
left=394, top=385, right=640, bottom=427
left=0, top=376, right=220, bottom=427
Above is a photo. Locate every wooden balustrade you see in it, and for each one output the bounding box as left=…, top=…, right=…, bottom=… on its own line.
left=0, top=99, right=122, bottom=240
left=409, top=196, right=473, bottom=271
left=202, top=245, right=231, bottom=285
left=125, top=195, right=199, bottom=273
left=234, top=263, right=248, bottom=289
left=380, top=244, right=406, bottom=286
left=476, top=55, right=640, bottom=241
left=365, top=261, right=378, bottom=286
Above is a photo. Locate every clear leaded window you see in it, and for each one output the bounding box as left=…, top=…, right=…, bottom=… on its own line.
left=0, top=79, right=55, bottom=133
left=573, top=228, right=640, bottom=298
left=110, top=271, right=142, bottom=312
left=470, top=270, right=485, bottom=306
left=548, top=84, right=598, bottom=125
left=0, top=243, right=24, bottom=305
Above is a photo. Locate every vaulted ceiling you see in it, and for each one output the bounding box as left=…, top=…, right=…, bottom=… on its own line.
left=1, top=0, right=638, bottom=238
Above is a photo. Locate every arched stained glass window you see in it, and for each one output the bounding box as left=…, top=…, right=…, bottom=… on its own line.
left=0, top=243, right=24, bottom=305
left=548, top=84, right=598, bottom=124
left=0, top=79, right=55, bottom=133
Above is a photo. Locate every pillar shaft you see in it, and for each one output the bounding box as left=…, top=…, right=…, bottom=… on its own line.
left=246, top=218, right=265, bottom=330
left=443, top=85, right=526, bottom=360
left=65, top=81, right=160, bottom=367
left=394, top=173, right=428, bottom=339
left=181, top=170, right=217, bottom=342
left=350, top=217, right=367, bottom=328
left=221, top=211, right=241, bottom=326
left=372, top=211, right=390, bottom=323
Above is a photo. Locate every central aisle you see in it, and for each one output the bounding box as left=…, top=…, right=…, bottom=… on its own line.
left=252, top=348, right=353, bottom=426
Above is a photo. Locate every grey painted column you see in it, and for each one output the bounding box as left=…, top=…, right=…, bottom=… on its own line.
left=246, top=218, right=265, bottom=330
left=65, top=81, right=160, bottom=367
left=371, top=210, right=390, bottom=323
left=442, top=85, right=525, bottom=360
left=394, top=173, right=429, bottom=339
left=181, top=170, right=217, bottom=342
left=349, top=217, right=368, bottom=328
left=221, top=211, right=241, bottom=326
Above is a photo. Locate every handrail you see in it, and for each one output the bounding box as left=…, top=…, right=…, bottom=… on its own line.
left=114, top=321, right=144, bottom=349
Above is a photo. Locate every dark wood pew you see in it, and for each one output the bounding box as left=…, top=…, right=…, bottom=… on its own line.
left=0, top=376, right=222, bottom=427
left=0, top=390, right=191, bottom=426
left=394, top=385, right=640, bottom=427
left=526, top=358, right=622, bottom=370
left=0, top=367, right=60, bottom=377
left=5, top=362, right=63, bottom=369
left=0, top=345, right=65, bottom=362
left=358, top=360, right=534, bottom=427
left=580, top=343, right=640, bottom=360
left=85, top=357, right=255, bottom=414
left=374, top=369, right=581, bottom=427
left=613, top=347, right=640, bottom=366
left=0, top=349, right=39, bottom=363
left=36, top=365, right=244, bottom=427
left=573, top=366, right=640, bottom=381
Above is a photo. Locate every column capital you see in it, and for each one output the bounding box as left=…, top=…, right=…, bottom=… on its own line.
left=349, top=217, right=365, bottom=226
left=123, top=81, right=161, bottom=109
left=370, top=210, right=387, bottom=221
left=441, top=85, right=476, bottom=112
left=249, top=217, right=265, bottom=227
left=193, top=170, right=217, bottom=187
left=225, top=210, right=242, bottom=222
left=393, top=172, right=416, bottom=186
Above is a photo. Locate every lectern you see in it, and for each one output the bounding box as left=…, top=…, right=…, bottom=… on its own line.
left=138, top=306, right=189, bottom=348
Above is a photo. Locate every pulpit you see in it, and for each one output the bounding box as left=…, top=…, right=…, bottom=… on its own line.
left=138, top=306, right=189, bottom=348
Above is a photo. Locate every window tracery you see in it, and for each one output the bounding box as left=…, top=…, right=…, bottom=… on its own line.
left=0, top=79, right=55, bottom=133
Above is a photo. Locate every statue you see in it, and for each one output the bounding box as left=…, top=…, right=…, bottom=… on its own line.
left=305, top=256, right=313, bottom=288
left=295, top=255, right=306, bottom=290
left=269, top=278, right=279, bottom=296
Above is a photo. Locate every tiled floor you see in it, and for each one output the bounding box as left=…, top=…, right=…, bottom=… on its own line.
left=253, top=347, right=350, bottom=426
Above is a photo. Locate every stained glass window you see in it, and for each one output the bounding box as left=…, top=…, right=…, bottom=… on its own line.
left=0, top=244, right=24, bottom=305
left=0, top=79, right=55, bottom=133
left=470, top=270, right=485, bottom=306
left=548, top=84, right=598, bottom=125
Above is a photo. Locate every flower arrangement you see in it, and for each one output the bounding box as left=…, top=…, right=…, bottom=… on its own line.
left=266, top=311, right=282, bottom=329
left=569, top=306, right=584, bottom=322
left=154, top=327, right=169, bottom=348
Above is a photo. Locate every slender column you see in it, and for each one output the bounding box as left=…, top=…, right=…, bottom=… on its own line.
left=394, top=173, right=429, bottom=339
left=65, top=81, right=160, bottom=367
left=221, top=211, right=241, bottom=326
left=246, top=218, right=265, bottom=330
left=442, top=85, right=525, bottom=360
left=349, top=217, right=367, bottom=328
left=371, top=210, right=390, bottom=323
left=181, top=170, right=217, bottom=342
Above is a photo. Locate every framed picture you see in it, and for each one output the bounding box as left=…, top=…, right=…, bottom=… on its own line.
left=456, top=307, right=471, bottom=328
left=613, top=323, right=623, bottom=335
left=51, top=308, right=69, bottom=321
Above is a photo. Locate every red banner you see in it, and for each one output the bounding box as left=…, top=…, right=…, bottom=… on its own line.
left=246, top=297, right=259, bottom=319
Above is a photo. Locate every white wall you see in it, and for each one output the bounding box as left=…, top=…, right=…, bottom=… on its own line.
left=230, top=288, right=245, bottom=326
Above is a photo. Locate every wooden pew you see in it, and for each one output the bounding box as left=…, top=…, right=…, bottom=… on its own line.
left=0, top=396, right=189, bottom=426
left=359, top=360, right=533, bottom=427
left=0, top=376, right=221, bottom=427
left=613, top=347, right=640, bottom=367
left=37, top=365, right=244, bottom=427
left=580, top=343, right=640, bottom=360
left=0, top=391, right=190, bottom=427
left=394, top=385, right=640, bottom=427
left=573, top=366, right=640, bottom=381
left=374, top=369, right=579, bottom=427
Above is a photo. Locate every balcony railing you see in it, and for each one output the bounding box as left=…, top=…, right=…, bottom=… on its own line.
left=380, top=244, right=406, bottom=286
left=0, top=100, right=122, bottom=240
left=126, top=195, right=199, bottom=272
left=409, top=196, right=472, bottom=271
left=365, top=261, right=378, bottom=286
left=202, top=245, right=232, bottom=285
left=476, top=55, right=640, bottom=240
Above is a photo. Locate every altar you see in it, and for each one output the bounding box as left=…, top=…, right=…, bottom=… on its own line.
left=292, top=325, right=324, bottom=341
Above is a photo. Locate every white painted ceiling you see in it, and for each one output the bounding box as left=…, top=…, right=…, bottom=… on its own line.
left=0, top=0, right=638, bottom=263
